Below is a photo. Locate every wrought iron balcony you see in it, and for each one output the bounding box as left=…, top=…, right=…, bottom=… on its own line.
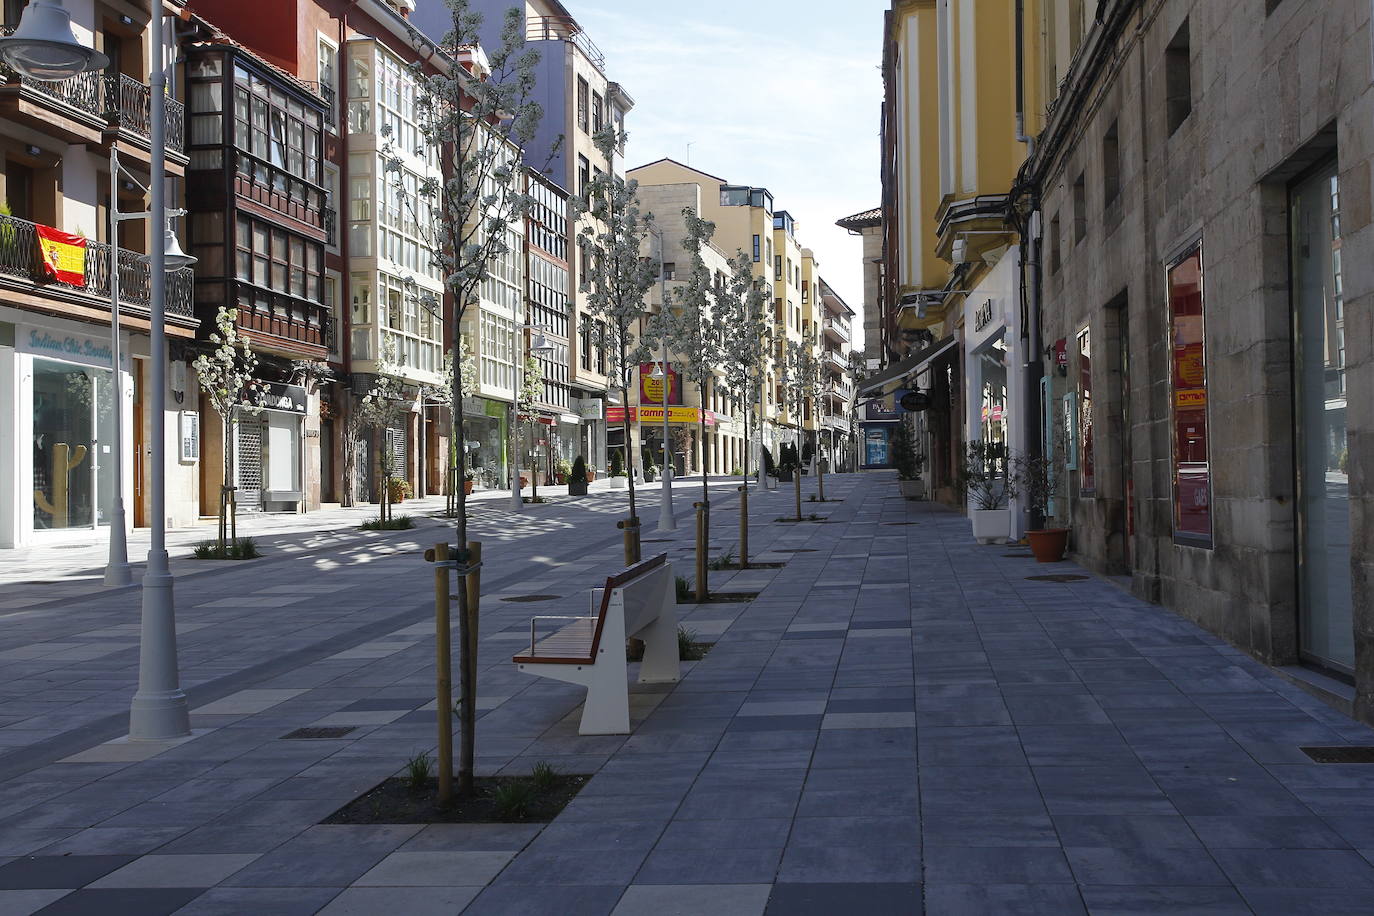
left=0, top=58, right=103, bottom=116
left=105, top=73, right=186, bottom=155
left=527, top=15, right=606, bottom=73
left=323, top=207, right=336, bottom=247
left=0, top=212, right=195, bottom=320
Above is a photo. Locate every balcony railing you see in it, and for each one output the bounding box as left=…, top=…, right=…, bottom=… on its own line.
left=0, top=55, right=185, bottom=153
left=0, top=212, right=194, bottom=318
left=233, top=281, right=329, bottom=350
left=106, top=73, right=186, bottom=155
left=323, top=207, right=336, bottom=247
left=527, top=15, right=606, bottom=73
left=823, top=316, right=851, bottom=343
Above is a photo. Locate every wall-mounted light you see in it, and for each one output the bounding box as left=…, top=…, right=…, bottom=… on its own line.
left=25, top=144, right=42, bottom=157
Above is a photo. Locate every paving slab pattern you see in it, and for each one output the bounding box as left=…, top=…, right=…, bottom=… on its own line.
left=0, top=473, right=1373, bottom=914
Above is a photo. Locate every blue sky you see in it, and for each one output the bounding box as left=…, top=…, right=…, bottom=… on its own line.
left=569, top=0, right=888, bottom=327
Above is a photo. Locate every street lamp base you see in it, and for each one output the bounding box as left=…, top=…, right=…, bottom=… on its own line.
left=104, top=562, right=134, bottom=588
left=104, top=501, right=133, bottom=587
left=129, top=554, right=190, bottom=741
left=129, top=688, right=190, bottom=741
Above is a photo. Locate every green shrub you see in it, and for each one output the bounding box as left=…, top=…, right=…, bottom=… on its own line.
left=570, top=455, right=588, bottom=483
left=191, top=537, right=260, bottom=560
left=675, top=575, right=692, bottom=602
left=609, top=448, right=626, bottom=477
left=678, top=625, right=704, bottom=661
left=707, top=549, right=736, bottom=571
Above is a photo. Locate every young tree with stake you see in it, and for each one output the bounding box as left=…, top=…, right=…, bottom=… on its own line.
left=574, top=127, right=658, bottom=555
left=717, top=250, right=772, bottom=560
left=385, top=0, right=547, bottom=799
left=642, top=209, right=725, bottom=594
left=784, top=339, right=823, bottom=520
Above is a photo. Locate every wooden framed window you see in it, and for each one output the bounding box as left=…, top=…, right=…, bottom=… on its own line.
left=1167, top=243, right=1211, bottom=544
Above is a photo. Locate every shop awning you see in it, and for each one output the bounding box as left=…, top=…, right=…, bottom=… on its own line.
left=856, top=335, right=958, bottom=399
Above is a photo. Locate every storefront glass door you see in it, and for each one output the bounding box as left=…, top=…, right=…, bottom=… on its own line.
left=1292, top=162, right=1352, bottom=673
left=32, top=358, right=114, bottom=530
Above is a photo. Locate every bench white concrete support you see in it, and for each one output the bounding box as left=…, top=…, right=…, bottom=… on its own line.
left=514, top=555, right=678, bottom=736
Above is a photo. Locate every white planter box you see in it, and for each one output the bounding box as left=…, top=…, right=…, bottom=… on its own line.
left=969, top=508, right=1011, bottom=544
left=610, top=476, right=628, bottom=489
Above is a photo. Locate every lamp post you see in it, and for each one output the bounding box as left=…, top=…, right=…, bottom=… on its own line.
left=510, top=325, right=554, bottom=511
left=104, top=146, right=194, bottom=588
left=2, top=0, right=191, bottom=739
left=649, top=227, right=674, bottom=532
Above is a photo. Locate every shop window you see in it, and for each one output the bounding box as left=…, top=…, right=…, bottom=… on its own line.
left=1078, top=326, right=1095, bottom=495
left=1165, top=20, right=1192, bottom=136
left=32, top=359, right=113, bottom=530
left=1167, top=244, right=1211, bottom=543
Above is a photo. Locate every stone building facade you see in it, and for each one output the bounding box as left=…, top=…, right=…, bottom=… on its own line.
left=1031, top=0, right=1374, bottom=720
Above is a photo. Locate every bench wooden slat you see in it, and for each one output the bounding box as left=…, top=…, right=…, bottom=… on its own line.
left=513, top=618, right=597, bottom=664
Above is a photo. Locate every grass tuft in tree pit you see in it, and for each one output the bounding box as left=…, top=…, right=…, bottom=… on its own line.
left=678, top=625, right=706, bottom=661
left=492, top=780, right=538, bottom=820
left=360, top=515, right=416, bottom=531
left=191, top=537, right=261, bottom=560
left=405, top=752, right=433, bottom=790
left=675, top=575, right=693, bottom=602
left=530, top=761, right=560, bottom=793
left=707, top=549, right=737, bottom=571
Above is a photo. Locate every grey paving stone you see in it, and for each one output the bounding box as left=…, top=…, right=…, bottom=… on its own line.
left=462, top=883, right=625, bottom=916
left=0, top=889, right=70, bottom=915
left=654, top=819, right=791, bottom=851
left=923, top=883, right=1088, bottom=915
left=923, top=846, right=1074, bottom=884
left=787, top=816, right=920, bottom=849
left=168, top=886, right=341, bottom=916
left=763, top=883, right=921, bottom=915
left=921, top=814, right=1059, bottom=848
left=491, top=846, right=648, bottom=887
left=398, top=823, right=543, bottom=853
left=611, top=884, right=771, bottom=916
left=1239, top=886, right=1374, bottom=916
left=353, top=850, right=513, bottom=887
left=220, top=825, right=420, bottom=888
left=1051, top=815, right=1202, bottom=849
left=1063, top=846, right=1228, bottom=886
left=1209, top=847, right=1374, bottom=888
left=1185, top=815, right=1351, bottom=849
left=89, top=854, right=260, bottom=888
left=776, top=844, right=920, bottom=884
left=634, top=846, right=781, bottom=885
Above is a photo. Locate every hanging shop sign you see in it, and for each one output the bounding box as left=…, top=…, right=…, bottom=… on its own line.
left=863, top=393, right=901, bottom=422
left=575, top=397, right=603, bottom=421
left=35, top=225, right=87, bottom=286
left=1052, top=338, right=1069, bottom=376
left=974, top=299, right=994, bottom=332
left=638, top=362, right=680, bottom=405
left=898, top=389, right=930, bottom=412
left=249, top=381, right=307, bottom=414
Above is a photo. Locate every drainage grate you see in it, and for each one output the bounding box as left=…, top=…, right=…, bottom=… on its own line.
left=643, top=539, right=674, bottom=543
left=1301, top=746, right=1374, bottom=764
left=500, top=595, right=561, bottom=603
left=282, top=727, right=356, bottom=740
left=885, top=522, right=919, bottom=526
left=774, top=548, right=818, bottom=553
left=1025, top=574, right=1090, bottom=583
left=53, top=544, right=98, bottom=550
left=1003, top=552, right=1034, bottom=558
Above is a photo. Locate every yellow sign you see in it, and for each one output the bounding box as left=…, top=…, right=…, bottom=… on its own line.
left=1175, top=388, right=1206, bottom=409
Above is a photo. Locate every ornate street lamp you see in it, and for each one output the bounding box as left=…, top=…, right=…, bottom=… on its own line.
left=0, top=0, right=108, bottom=80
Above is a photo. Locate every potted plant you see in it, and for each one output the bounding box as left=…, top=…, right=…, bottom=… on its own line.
left=800, top=441, right=814, bottom=475
left=890, top=420, right=926, bottom=500
left=1010, top=448, right=1069, bottom=562
left=463, top=471, right=475, bottom=496
left=645, top=460, right=658, bottom=483
left=568, top=456, right=589, bottom=496
left=555, top=458, right=572, bottom=486
left=958, top=440, right=1011, bottom=544
left=776, top=443, right=796, bottom=482
left=609, top=449, right=628, bottom=489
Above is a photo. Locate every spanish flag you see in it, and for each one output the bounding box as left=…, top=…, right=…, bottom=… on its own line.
left=35, top=225, right=87, bottom=286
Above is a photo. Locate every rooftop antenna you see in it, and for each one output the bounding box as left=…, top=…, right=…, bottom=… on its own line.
left=686, top=141, right=694, bottom=165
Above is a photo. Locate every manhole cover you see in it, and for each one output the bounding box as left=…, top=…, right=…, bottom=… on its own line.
left=500, top=595, right=561, bottom=603
left=774, top=548, right=818, bottom=553
left=282, top=727, right=356, bottom=740
left=1301, top=746, right=1374, bottom=764
left=1003, top=552, right=1033, bottom=558
left=1025, top=574, right=1090, bottom=583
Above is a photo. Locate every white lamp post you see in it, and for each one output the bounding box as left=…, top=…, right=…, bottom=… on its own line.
left=5, top=0, right=190, bottom=739
left=510, top=325, right=553, bottom=511
left=0, top=0, right=107, bottom=80
left=105, top=146, right=195, bottom=588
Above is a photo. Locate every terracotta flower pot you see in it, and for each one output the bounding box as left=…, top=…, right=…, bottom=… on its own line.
left=1026, top=528, right=1070, bottom=563
left=464, top=480, right=474, bottom=495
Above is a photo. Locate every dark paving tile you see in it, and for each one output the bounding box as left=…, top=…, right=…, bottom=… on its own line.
left=341, top=697, right=430, bottom=712
left=924, top=883, right=1087, bottom=915
left=31, top=887, right=204, bottom=915
left=1004, top=694, right=1111, bottom=726
left=1186, top=815, right=1351, bottom=849
left=1210, top=847, right=1374, bottom=888
left=923, top=846, right=1074, bottom=884
left=220, top=825, right=419, bottom=888
left=723, top=715, right=822, bottom=732
left=634, top=845, right=781, bottom=884
left=1079, top=885, right=1251, bottom=915
left=491, top=847, right=648, bottom=886
left=1240, top=886, right=1374, bottom=916
left=1052, top=815, right=1201, bottom=849
left=1064, top=846, right=1228, bottom=886
left=824, top=698, right=915, bottom=714
left=1033, top=766, right=1173, bottom=815
left=918, top=727, right=1027, bottom=767
left=764, top=883, right=921, bottom=915
left=920, top=767, right=1045, bottom=815
left=922, top=814, right=1059, bottom=848
left=0, top=855, right=136, bottom=890
left=787, top=816, right=920, bottom=849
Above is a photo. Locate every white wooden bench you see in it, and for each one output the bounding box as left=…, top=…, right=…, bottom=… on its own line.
left=513, top=553, right=679, bottom=735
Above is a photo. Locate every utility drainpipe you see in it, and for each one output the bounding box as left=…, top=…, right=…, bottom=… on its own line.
left=1015, top=0, right=1046, bottom=530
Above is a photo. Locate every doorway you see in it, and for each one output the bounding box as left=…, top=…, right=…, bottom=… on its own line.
left=1291, top=160, right=1352, bottom=675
